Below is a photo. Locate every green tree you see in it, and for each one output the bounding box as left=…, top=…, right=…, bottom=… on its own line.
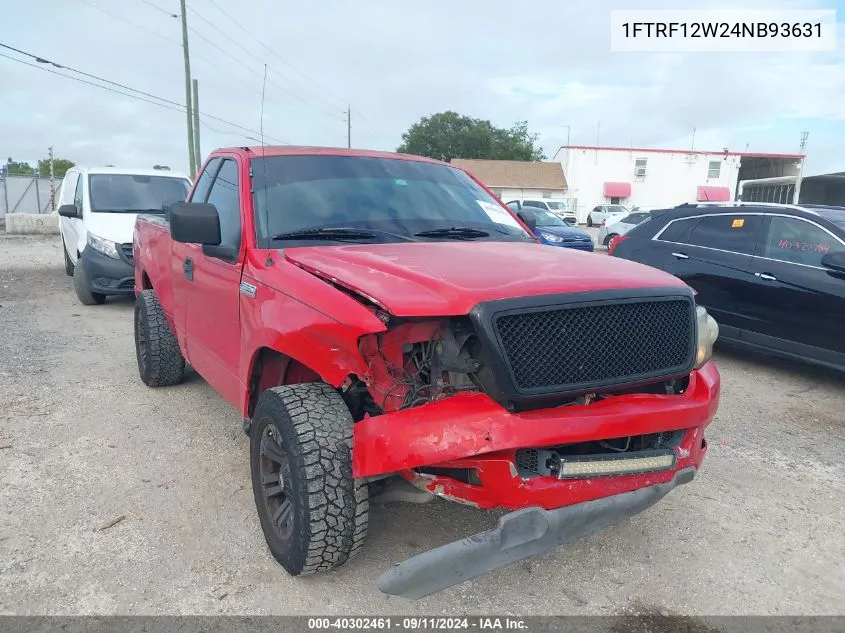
left=37, top=157, right=75, bottom=178
left=6, top=158, right=35, bottom=175
left=396, top=111, right=544, bottom=162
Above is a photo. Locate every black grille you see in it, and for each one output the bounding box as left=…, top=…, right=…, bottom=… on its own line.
left=494, top=299, right=693, bottom=392
left=120, top=243, right=134, bottom=264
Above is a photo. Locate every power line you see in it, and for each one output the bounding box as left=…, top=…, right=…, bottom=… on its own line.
left=185, top=3, right=346, bottom=122
left=0, top=45, right=290, bottom=144
left=78, top=0, right=178, bottom=46
left=76, top=0, right=230, bottom=77
left=140, top=0, right=177, bottom=17
left=205, top=0, right=350, bottom=108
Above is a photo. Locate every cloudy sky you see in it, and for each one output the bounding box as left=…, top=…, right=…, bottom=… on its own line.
left=3, top=0, right=843, bottom=176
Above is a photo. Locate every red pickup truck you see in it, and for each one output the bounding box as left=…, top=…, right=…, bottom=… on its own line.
left=132, top=146, right=721, bottom=599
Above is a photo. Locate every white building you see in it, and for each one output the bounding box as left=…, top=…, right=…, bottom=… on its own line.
left=553, top=145, right=805, bottom=224
left=451, top=158, right=567, bottom=204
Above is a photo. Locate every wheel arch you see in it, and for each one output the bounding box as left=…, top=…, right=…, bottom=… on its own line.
left=243, top=345, right=362, bottom=419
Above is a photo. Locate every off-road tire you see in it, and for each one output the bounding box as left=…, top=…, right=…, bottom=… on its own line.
left=134, top=289, right=185, bottom=387
left=73, top=260, right=106, bottom=305
left=604, top=232, right=618, bottom=246
left=62, top=237, right=75, bottom=277
left=250, top=383, right=368, bottom=576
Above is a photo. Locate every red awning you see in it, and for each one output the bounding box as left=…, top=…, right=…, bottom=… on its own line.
left=697, top=186, right=731, bottom=201
left=603, top=181, right=631, bottom=197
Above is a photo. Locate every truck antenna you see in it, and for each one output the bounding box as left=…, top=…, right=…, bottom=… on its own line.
left=259, top=63, right=273, bottom=266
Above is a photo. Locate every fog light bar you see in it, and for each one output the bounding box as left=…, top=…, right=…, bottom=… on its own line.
left=557, top=450, right=675, bottom=479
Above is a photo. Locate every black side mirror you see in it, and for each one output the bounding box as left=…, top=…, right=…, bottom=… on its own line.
left=58, top=204, right=79, bottom=219
left=821, top=251, right=845, bottom=274
left=170, top=202, right=221, bottom=245
left=517, top=208, right=537, bottom=234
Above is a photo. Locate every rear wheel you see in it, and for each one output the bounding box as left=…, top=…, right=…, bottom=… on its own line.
left=72, top=260, right=105, bottom=305
left=62, top=237, right=74, bottom=277
left=250, top=383, right=368, bottom=576
left=134, top=289, right=185, bottom=387
left=604, top=232, right=618, bottom=246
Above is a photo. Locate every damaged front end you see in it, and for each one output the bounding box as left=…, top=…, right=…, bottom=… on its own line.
left=340, top=287, right=720, bottom=598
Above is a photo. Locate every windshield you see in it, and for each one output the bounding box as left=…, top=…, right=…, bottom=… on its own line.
left=545, top=201, right=566, bottom=210
left=606, top=205, right=629, bottom=214
left=89, top=174, right=190, bottom=213
left=816, top=208, right=845, bottom=230
left=533, top=208, right=567, bottom=226
left=251, top=155, right=533, bottom=245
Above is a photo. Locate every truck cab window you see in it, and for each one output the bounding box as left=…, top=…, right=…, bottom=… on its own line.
left=205, top=159, right=241, bottom=254
left=190, top=158, right=221, bottom=203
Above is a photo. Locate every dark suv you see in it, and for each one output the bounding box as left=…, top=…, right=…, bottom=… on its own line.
left=610, top=202, right=845, bottom=371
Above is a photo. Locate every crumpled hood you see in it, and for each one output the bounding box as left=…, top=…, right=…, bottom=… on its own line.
left=283, top=241, right=687, bottom=317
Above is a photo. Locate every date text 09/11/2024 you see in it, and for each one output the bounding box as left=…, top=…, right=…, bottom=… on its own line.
left=307, top=617, right=528, bottom=630
left=621, top=22, right=823, bottom=38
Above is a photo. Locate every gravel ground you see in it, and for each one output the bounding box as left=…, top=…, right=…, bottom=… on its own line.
left=0, top=234, right=842, bottom=616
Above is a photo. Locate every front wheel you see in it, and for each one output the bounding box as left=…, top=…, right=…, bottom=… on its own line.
left=587, top=215, right=594, bottom=227
left=604, top=233, right=618, bottom=246
left=73, top=260, right=105, bottom=305
left=250, top=383, right=368, bottom=576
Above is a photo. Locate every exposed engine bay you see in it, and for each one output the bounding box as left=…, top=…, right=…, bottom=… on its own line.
left=354, top=317, right=484, bottom=415
left=342, top=315, right=691, bottom=422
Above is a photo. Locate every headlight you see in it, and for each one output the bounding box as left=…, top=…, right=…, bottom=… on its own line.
left=539, top=231, right=564, bottom=243
left=695, top=305, right=719, bottom=368
left=87, top=232, right=120, bottom=259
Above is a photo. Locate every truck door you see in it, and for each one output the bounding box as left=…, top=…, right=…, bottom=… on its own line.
left=173, top=158, right=220, bottom=346
left=181, top=157, right=245, bottom=407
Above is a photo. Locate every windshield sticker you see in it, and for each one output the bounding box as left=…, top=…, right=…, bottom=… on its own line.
left=476, top=200, right=522, bottom=229
left=732, top=218, right=745, bottom=228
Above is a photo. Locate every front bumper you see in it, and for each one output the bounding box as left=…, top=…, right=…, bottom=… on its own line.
left=354, top=361, right=720, bottom=510
left=378, top=466, right=695, bottom=599
left=561, top=241, right=594, bottom=252
left=80, top=245, right=134, bottom=295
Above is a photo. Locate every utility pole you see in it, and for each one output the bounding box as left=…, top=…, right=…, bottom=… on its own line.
left=180, top=0, right=196, bottom=176
left=192, top=79, right=201, bottom=166
left=346, top=105, right=351, bottom=148
left=48, top=146, right=55, bottom=212
left=793, top=131, right=809, bottom=205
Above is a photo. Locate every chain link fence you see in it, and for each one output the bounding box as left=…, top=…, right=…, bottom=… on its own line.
left=0, top=173, right=57, bottom=218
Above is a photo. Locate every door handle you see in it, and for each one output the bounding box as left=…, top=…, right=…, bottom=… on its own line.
left=183, top=258, right=194, bottom=281
left=671, top=252, right=689, bottom=260
left=754, top=272, right=777, bottom=281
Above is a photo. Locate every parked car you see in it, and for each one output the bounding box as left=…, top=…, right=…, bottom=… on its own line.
left=587, top=204, right=629, bottom=227
left=527, top=207, right=594, bottom=251
left=57, top=166, right=191, bottom=305
left=507, top=198, right=576, bottom=224
left=132, top=146, right=720, bottom=599
left=598, top=211, right=652, bottom=246
left=610, top=202, right=845, bottom=372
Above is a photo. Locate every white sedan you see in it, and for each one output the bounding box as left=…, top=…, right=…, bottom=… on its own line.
left=586, top=204, right=629, bottom=227
left=597, top=211, right=652, bottom=246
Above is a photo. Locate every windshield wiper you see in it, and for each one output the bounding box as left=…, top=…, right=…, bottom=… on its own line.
left=414, top=227, right=490, bottom=239
left=271, top=227, right=418, bottom=242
